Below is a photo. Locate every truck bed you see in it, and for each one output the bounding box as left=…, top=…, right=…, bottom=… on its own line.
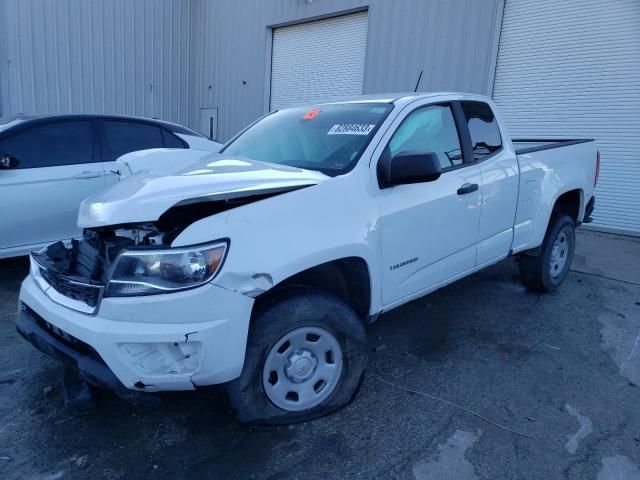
left=510, top=137, right=598, bottom=255
left=513, top=138, right=593, bottom=155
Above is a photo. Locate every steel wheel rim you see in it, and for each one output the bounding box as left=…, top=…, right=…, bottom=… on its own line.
left=549, top=228, right=571, bottom=278
left=263, top=326, right=343, bottom=412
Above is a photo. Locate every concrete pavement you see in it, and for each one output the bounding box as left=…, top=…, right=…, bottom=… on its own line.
left=0, top=229, right=638, bottom=479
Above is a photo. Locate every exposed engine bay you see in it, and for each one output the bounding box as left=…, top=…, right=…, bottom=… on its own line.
left=34, top=223, right=169, bottom=285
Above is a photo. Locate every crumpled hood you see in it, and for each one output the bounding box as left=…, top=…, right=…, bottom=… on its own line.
left=78, top=153, right=329, bottom=228
left=114, top=148, right=214, bottom=178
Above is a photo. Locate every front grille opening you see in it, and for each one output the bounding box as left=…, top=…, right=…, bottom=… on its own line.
left=39, top=267, right=101, bottom=308
left=33, top=224, right=165, bottom=311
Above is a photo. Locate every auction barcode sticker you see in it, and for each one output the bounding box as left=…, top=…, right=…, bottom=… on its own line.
left=327, top=124, right=375, bottom=135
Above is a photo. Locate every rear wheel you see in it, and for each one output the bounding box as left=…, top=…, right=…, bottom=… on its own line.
left=519, top=214, right=576, bottom=292
left=225, top=291, right=367, bottom=424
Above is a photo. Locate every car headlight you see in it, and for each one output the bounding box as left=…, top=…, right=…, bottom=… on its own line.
left=105, top=241, right=228, bottom=297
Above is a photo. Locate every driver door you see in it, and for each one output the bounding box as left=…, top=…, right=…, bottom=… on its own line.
left=376, top=102, right=482, bottom=306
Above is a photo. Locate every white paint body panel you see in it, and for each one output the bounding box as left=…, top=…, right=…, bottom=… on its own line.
left=511, top=141, right=596, bottom=254
left=377, top=163, right=482, bottom=305
left=20, top=274, right=254, bottom=390
left=78, top=155, right=329, bottom=228
left=20, top=93, right=597, bottom=390
left=0, top=164, right=108, bottom=255
left=114, top=148, right=218, bottom=179
left=476, top=146, right=520, bottom=265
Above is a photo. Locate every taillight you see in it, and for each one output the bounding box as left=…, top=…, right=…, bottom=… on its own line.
left=595, top=151, right=600, bottom=186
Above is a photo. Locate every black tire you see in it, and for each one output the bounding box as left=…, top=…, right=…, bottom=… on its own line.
left=225, top=291, right=368, bottom=424
left=519, top=214, right=576, bottom=292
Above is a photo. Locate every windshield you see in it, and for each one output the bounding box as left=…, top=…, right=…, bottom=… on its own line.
left=222, top=103, right=393, bottom=175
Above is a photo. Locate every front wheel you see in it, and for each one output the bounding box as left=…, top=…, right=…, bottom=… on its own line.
left=225, top=291, right=367, bottom=424
left=519, top=214, right=576, bottom=292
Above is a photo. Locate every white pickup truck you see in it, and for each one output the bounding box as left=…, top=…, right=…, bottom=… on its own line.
left=17, top=92, right=598, bottom=424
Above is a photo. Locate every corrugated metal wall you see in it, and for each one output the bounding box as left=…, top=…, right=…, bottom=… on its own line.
left=0, top=0, right=501, bottom=139
left=493, top=0, right=640, bottom=235
left=0, top=0, right=192, bottom=126
left=190, top=0, right=502, bottom=141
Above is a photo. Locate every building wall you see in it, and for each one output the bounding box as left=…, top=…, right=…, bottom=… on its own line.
left=0, top=0, right=501, bottom=140
left=0, top=0, right=193, bottom=126
left=190, top=0, right=503, bottom=141
left=493, top=0, right=640, bottom=235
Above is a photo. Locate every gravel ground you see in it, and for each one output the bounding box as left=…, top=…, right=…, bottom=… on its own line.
left=0, top=231, right=639, bottom=480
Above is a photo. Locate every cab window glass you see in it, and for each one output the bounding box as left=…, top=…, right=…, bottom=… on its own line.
left=104, top=121, right=164, bottom=160
left=461, top=101, right=502, bottom=161
left=0, top=121, right=93, bottom=168
left=388, top=104, right=463, bottom=170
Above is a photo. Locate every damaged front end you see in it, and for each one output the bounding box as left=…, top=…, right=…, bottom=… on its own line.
left=19, top=155, right=325, bottom=399
left=31, top=222, right=227, bottom=314
left=35, top=174, right=318, bottom=312
left=21, top=220, right=252, bottom=395
left=44, top=153, right=329, bottom=310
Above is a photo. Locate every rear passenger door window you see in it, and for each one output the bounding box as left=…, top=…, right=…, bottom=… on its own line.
left=388, top=104, right=463, bottom=171
left=0, top=121, right=94, bottom=168
left=460, top=101, right=502, bottom=161
left=104, top=121, right=164, bottom=160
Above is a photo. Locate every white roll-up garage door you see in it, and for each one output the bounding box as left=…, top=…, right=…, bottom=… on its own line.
left=493, top=0, right=640, bottom=235
left=270, top=12, right=368, bottom=110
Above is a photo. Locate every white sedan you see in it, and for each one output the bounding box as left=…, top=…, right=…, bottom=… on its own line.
left=0, top=114, right=221, bottom=259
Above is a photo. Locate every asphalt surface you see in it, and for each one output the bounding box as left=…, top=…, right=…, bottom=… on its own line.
left=0, top=231, right=639, bottom=479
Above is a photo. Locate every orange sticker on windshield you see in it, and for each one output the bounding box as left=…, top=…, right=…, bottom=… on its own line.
left=303, top=109, right=321, bottom=120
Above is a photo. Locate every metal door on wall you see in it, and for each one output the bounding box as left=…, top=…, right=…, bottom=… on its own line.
left=270, top=11, right=369, bottom=110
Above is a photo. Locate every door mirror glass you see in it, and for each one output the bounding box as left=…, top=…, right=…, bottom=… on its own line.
left=380, top=151, right=442, bottom=187
left=390, top=151, right=442, bottom=186
left=0, top=153, right=19, bottom=169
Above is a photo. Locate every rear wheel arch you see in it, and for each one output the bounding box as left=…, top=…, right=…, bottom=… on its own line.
left=517, top=188, right=582, bottom=258
left=551, top=189, right=583, bottom=225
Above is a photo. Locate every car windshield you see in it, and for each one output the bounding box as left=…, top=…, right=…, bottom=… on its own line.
left=221, top=103, right=393, bottom=175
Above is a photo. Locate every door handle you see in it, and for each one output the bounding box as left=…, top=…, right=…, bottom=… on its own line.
left=457, top=183, right=479, bottom=195
left=74, top=171, right=104, bottom=179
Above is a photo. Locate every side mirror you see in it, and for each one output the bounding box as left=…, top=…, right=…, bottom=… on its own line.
left=378, top=150, right=442, bottom=188
left=0, top=153, right=19, bottom=169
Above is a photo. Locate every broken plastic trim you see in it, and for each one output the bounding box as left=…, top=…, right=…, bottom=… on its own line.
left=216, top=271, right=274, bottom=297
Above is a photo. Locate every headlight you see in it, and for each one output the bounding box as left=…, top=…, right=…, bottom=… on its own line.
left=105, top=241, right=227, bottom=297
